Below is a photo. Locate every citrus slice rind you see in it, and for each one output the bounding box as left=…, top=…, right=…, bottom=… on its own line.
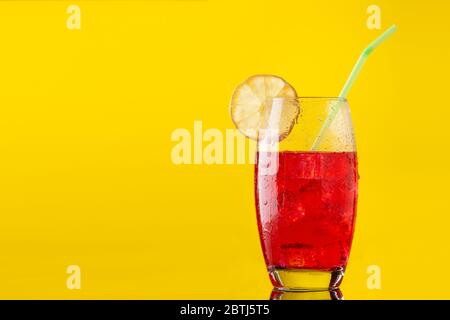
left=230, top=75, right=300, bottom=141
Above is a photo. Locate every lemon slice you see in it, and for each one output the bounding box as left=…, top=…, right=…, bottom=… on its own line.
left=230, top=75, right=300, bottom=141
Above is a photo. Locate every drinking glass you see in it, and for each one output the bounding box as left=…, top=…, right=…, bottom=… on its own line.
left=255, top=97, right=358, bottom=291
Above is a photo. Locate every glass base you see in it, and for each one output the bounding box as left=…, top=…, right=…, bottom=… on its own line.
left=270, top=288, right=344, bottom=300
left=269, top=267, right=344, bottom=291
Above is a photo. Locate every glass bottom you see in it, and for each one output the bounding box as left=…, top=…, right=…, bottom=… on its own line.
left=270, top=288, right=344, bottom=300
left=269, top=267, right=344, bottom=291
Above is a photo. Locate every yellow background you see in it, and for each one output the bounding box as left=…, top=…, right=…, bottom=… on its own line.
left=0, top=0, right=448, bottom=299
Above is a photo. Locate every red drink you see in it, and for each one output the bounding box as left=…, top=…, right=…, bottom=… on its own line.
left=255, top=151, right=358, bottom=287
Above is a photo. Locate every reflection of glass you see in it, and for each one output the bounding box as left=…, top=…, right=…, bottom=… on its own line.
left=270, top=288, right=344, bottom=300
left=255, top=98, right=358, bottom=291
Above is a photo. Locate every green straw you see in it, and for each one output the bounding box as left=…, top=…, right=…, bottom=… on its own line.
left=311, top=25, right=398, bottom=151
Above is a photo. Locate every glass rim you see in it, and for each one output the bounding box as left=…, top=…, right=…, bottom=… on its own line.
left=271, top=96, right=348, bottom=103
left=297, top=96, right=348, bottom=102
